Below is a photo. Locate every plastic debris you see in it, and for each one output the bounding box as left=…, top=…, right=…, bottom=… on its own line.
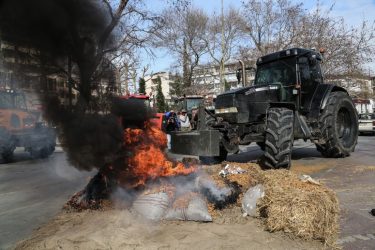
left=300, top=175, right=321, bottom=185
left=242, top=184, right=265, bottom=217
left=219, top=164, right=247, bottom=177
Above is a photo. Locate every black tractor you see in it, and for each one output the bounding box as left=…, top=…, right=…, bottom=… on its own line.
left=171, top=48, right=358, bottom=168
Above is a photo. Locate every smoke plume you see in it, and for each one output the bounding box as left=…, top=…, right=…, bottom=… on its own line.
left=0, top=0, right=125, bottom=171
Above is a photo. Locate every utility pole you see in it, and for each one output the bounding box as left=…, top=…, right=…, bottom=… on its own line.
left=219, top=0, right=225, bottom=93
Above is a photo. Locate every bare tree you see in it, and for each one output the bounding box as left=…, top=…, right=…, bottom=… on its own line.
left=294, top=3, right=375, bottom=76
left=106, top=0, right=159, bottom=93
left=154, top=5, right=208, bottom=89
left=204, top=6, right=244, bottom=91
left=240, top=0, right=375, bottom=76
left=240, top=0, right=303, bottom=58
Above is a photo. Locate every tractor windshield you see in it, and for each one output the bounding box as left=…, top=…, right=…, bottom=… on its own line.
left=255, top=57, right=296, bottom=87
left=186, top=98, right=203, bottom=111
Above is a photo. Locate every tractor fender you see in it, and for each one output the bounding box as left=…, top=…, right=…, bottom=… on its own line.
left=321, top=85, right=348, bottom=110
left=309, top=84, right=348, bottom=120
left=269, top=102, right=296, bottom=110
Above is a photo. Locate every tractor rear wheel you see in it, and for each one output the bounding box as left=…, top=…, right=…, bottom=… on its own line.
left=316, top=92, right=358, bottom=157
left=263, top=107, right=294, bottom=169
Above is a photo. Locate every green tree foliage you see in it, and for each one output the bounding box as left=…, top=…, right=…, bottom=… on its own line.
left=138, top=77, right=146, bottom=94
left=169, top=74, right=183, bottom=97
left=155, top=76, right=166, bottom=112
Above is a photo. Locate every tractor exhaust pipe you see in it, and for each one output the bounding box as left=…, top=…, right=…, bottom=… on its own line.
left=239, top=60, right=246, bottom=87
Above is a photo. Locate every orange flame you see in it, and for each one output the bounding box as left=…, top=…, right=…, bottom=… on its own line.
left=123, top=122, right=196, bottom=187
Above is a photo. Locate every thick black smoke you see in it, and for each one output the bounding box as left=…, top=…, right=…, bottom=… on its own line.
left=0, top=0, right=110, bottom=57
left=0, top=0, right=142, bottom=171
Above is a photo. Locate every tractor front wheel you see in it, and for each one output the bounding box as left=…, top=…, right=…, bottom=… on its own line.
left=263, top=107, right=294, bottom=169
left=0, top=128, right=15, bottom=163
left=1, top=147, right=15, bottom=163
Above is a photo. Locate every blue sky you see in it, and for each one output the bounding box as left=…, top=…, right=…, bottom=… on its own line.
left=141, top=0, right=375, bottom=74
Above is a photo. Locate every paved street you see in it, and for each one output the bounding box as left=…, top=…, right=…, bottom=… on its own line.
left=0, top=136, right=374, bottom=249
left=0, top=150, right=95, bottom=250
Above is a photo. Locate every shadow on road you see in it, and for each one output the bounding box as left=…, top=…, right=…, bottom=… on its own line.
left=0, top=151, right=34, bottom=165
left=226, top=143, right=324, bottom=164
left=291, top=147, right=322, bottom=160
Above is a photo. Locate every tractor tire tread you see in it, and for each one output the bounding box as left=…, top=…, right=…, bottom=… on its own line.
left=263, top=107, right=294, bottom=169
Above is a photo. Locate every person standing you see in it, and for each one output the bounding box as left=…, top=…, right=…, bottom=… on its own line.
left=165, top=110, right=179, bottom=150
left=190, top=106, right=198, bottom=130
left=178, top=109, right=191, bottom=132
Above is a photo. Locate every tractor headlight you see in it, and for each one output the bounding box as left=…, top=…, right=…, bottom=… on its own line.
left=215, top=107, right=238, bottom=114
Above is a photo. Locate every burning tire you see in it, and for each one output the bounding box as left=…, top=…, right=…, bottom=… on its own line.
left=263, top=107, right=294, bottom=169
left=316, top=92, right=358, bottom=157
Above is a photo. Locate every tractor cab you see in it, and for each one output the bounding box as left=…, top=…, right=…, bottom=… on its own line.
left=174, top=95, right=204, bottom=115
left=254, top=48, right=323, bottom=111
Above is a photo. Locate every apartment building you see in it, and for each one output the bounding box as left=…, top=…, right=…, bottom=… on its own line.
left=144, top=71, right=176, bottom=105
left=0, top=38, right=120, bottom=109
left=192, top=61, right=256, bottom=95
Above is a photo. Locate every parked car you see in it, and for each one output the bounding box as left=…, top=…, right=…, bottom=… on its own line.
left=358, top=113, right=375, bottom=135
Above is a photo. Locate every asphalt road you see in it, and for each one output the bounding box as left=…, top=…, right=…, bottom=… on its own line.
left=0, top=136, right=374, bottom=249
left=0, top=150, right=95, bottom=250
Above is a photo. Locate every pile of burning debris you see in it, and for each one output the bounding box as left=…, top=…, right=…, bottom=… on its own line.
left=65, top=121, right=242, bottom=221
left=63, top=120, right=339, bottom=246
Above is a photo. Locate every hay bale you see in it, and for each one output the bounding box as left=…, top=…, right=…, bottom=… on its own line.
left=258, top=170, right=339, bottom=246
left=225, top=163, right=262, bottom=191
left=203, top=162, right=339, bottom=245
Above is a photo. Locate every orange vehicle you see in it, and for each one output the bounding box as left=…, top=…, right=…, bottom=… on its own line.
left=0, top=89, right=56, bottom=161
